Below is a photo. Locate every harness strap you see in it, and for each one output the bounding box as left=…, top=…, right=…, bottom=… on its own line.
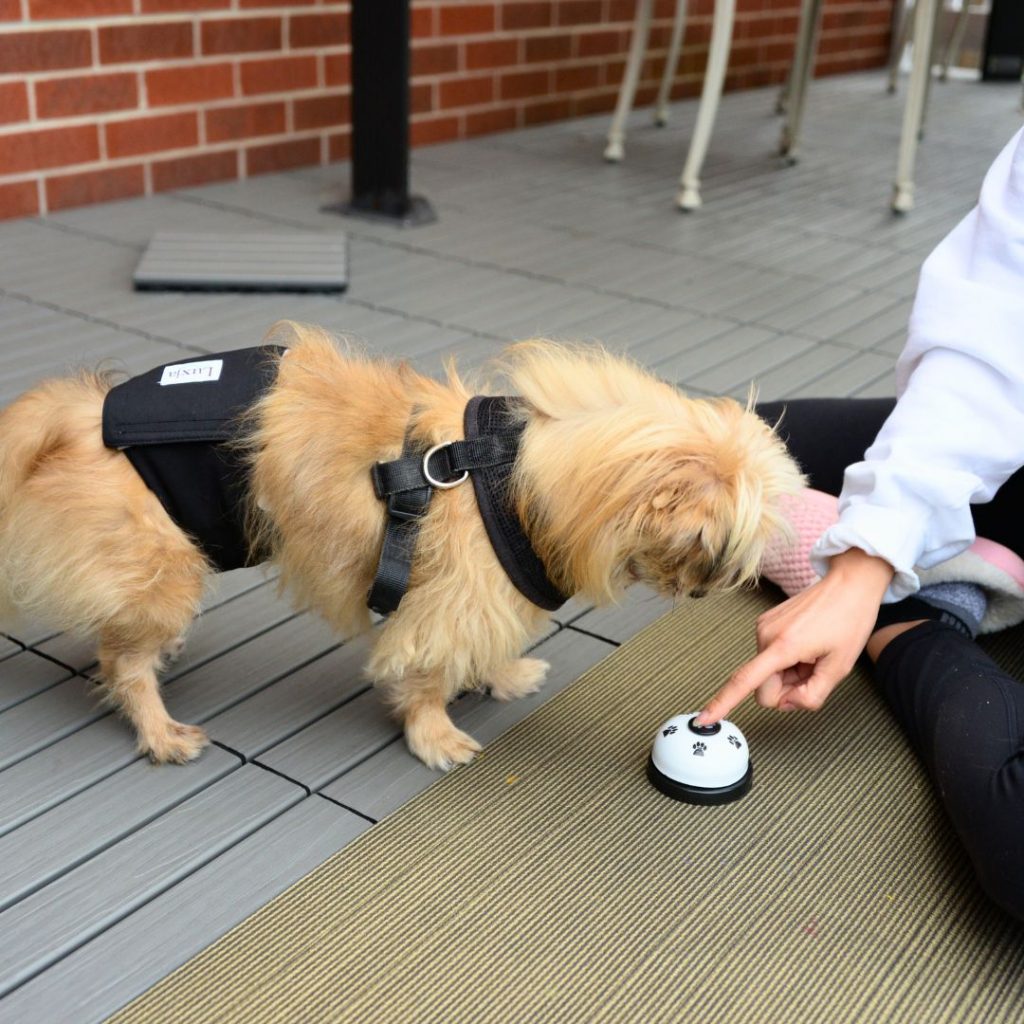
left=367, top=431, right=521, bottom=615
left=463, top=396, right=568, bottom=611
left=367, top=400, right=569, bottom=616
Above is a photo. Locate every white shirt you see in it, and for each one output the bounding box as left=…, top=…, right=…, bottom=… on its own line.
left=812, top=126, right=1024, bottom=602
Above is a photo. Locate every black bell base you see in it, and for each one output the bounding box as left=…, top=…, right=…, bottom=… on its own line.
left=646, top=756, right=753, bottom=806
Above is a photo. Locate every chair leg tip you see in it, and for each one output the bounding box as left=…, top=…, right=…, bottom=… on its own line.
left=892, top=186, right=914, bottom=214
left=604, top=141, right=625, bottom=163
left=676, top=186, right=702, bottom=211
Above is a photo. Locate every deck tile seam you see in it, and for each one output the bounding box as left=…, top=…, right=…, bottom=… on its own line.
left=180, top=639, right=346, bottom=728
left=0, top=657, right=77, bottom=714
left=162, top=193, right=757, bottom=331
left=0, top=755, right=246, bottom=917
left=226, top=680, right=379, bottom=761
left=0, top=635, right=27, bottom=659
left=28, top=217, right=145, bottom=254
left=16, top=574, right=278, bottom=667
left=0, top=288, right=211, bottom=358
left=0, top=782, right=309, bottom=1003
left=747, top=344, right=874, bottom=395
left=243, top=753, right=313, bottom=797
left=851, top=367, right=899, bottom=396
left=563, top=623, right=624, bottom=646
left=336, top=225, right=924, bottom=346
left=316, top=791, right=378, bottom=825
left=4, top=607, right=304, bottom=774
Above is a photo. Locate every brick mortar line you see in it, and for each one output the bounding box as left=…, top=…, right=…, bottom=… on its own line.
left=0, top=48, right=352, bottom=84
left=0, top=67, right=690, bottom=137
left=0, top=128, right=341, bottom=187
left=0, top=49, right=351, bottom=85
left=0, top=6, right=350, bottom=33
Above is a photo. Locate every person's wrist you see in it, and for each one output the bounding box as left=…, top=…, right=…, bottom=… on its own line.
left=826, top=547, right=895, bottom=599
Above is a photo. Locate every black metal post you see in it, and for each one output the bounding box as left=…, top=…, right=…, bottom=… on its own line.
left=982, top=0, right=1024, bottom=81
left=330, top=0, right=435, bottom=226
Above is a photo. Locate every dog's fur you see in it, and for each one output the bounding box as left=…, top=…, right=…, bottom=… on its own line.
left=0, top=323, right=803, bottom=769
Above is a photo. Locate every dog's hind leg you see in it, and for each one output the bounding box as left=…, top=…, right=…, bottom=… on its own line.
left=486, top=657, right=549, bottom=701
left=91, top=540, right=208, bottom=764
left=98, top=641, right=208, bottom=763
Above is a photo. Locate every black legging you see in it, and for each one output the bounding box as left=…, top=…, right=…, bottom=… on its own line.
left=757, top=398, right=1024, bottom=921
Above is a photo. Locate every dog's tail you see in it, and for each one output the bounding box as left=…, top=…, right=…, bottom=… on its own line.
left=0, top=371, right=113, bottom=517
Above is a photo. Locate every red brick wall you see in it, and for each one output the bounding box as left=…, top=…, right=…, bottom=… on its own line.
left=0, top=0, right=893, bottom=221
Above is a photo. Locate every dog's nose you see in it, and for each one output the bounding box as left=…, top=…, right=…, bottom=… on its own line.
left=689, top=588, right=707, bottom=599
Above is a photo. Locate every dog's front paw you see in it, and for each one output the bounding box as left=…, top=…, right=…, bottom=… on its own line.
left=406, top=716, right=482, bottom=771
left=139, top=721, right=209, bottom=764
left=487, top=658, right=550, bottom=701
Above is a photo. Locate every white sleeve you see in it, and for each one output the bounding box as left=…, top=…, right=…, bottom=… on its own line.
left=811, top=126, right=1024, bottom=602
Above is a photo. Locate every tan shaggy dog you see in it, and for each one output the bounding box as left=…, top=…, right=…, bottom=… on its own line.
left=0, top=322, right=803, bottom=770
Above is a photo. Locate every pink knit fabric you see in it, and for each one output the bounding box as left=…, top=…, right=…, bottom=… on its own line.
left=759, top=489, right=1024, bottom=610
left=759, top=489, right=838, bottom=596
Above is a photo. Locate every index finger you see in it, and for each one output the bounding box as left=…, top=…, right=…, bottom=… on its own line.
left=695, top=646, right=795, bottom=725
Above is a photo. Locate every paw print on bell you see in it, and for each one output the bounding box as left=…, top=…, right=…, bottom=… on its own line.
left=692, top=742, right=706, bottom=756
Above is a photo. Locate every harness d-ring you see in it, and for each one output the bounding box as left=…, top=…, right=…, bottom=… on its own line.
left=423, top=443, right=468, bottom=489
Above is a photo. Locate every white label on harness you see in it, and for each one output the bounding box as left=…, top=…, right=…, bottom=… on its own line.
left=159, top=359, right=224, bottom=385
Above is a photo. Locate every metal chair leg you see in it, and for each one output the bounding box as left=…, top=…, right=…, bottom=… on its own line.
left=778, top=0, right=826, bottom=164
left=676, top=0, right=737, bottom=210
left=893, top=0, right=939, bottom=212
left=888, top=0, right=914, bottom=93
left=653, top=0, right=689, bottom=126
left=940, top=1, right=971, bottom=81
left=604, top=0, right=655, bottom=162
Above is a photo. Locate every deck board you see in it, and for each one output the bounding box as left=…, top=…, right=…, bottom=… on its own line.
left=0, top=746, right=239, bottom=914
left=0, top=796, right=368, bottom=1024
left=0, top=766, right=303, bottom=998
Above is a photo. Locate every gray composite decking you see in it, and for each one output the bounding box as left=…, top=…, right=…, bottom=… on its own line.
left=0, top=71, right=1021, bottom=1022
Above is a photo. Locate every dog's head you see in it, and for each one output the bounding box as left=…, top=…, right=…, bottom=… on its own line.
left=499, top=341, right=804, bottom=604
left=618, top=396, right=802, bottom=599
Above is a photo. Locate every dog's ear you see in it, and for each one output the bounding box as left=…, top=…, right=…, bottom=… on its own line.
left=636, top=455, right=746, bottom=591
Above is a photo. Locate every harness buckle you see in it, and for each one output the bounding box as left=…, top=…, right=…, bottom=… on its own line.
left=423, top=443, right=469, bottom=490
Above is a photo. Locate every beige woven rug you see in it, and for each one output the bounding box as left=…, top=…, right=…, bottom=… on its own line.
left=111, top=589, right=1024, bottom=1024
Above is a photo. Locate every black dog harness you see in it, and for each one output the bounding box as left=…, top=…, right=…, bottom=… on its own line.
left=102, top=346, right=284, bottom=571
left=103, top=347, right=567, bottom=610
left=369, top=396, right=568, bottom=615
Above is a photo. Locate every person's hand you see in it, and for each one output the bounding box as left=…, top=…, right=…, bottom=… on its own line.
left=696, top=548, right=895, bottom=724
